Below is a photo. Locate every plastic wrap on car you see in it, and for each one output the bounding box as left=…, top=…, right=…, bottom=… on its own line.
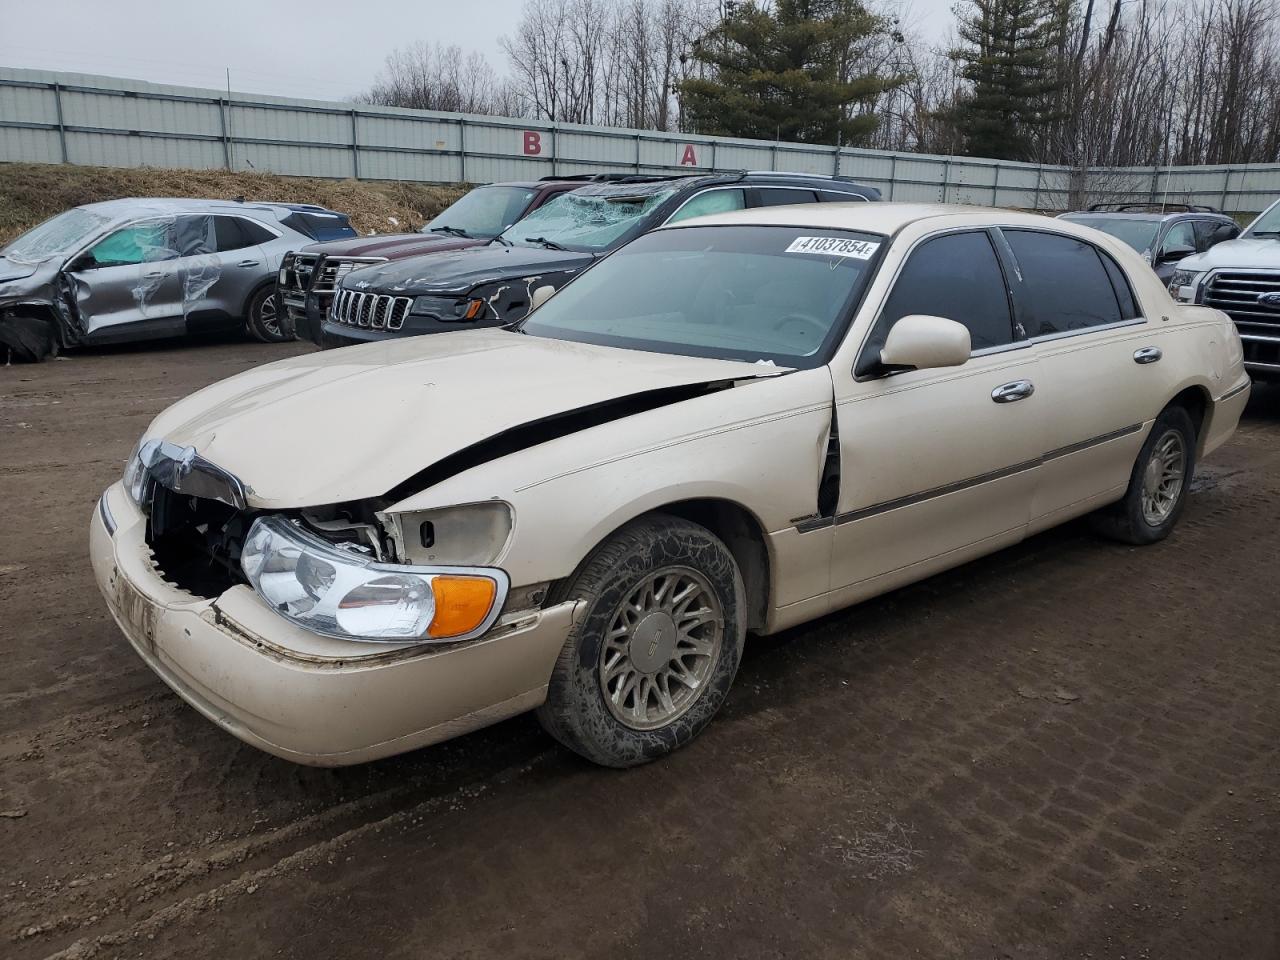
left=126, top=213, right=221, bottom=319
left=173, top=216, right=220, bottom=318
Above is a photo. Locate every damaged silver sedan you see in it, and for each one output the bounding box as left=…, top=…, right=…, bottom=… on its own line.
left=0, top=198, right=354, bottom=360
left=91, top=204, right=1250, bottom=767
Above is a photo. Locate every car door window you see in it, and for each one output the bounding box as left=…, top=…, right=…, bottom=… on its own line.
left=1160, top=221, right=1196, bottom=257
left=1003, top=229, right=1124, bottom=335
left=214, top=216, right=275, bottom=252
left=860, top=230, right=1014, bottom=373
left=1194, top=219, right=1238, bottom=251
left=755, top=188, right=819, bottom=207
left=666, top=189, right=747, bottom=224
left=85, top=221, right=175, bottom=268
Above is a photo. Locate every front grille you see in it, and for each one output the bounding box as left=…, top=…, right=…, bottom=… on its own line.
left=331, top=289, right=414, bottom=331
left=1204, top=270, right=1280, bottom=371
left=1203, top=270, right=1280, bottom=334
left=316, top=257, right=386, bottom=294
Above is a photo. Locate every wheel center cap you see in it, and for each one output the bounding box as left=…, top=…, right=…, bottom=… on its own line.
left=628, top=612, right=678, bottom=674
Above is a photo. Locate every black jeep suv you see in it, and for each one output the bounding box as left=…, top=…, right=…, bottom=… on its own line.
left=322, top=172, right=879, bottom=346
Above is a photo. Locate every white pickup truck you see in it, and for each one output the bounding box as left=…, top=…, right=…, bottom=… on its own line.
left=1171, top=196, right=1280, bottom=379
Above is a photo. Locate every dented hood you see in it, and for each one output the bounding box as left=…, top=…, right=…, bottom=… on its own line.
left=0, top=255, right=42, bottom=284
left=299, top=232, right=480, bottom=259
left=345, top=244, right=594, bottom=297
left=146, top=328, right=785, bottom=508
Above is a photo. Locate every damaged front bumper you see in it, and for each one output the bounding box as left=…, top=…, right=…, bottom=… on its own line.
left=90, top=482, right=579, bottom=766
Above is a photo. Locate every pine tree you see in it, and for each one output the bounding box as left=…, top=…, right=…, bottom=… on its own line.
left=945, top=0, right=1067, bottom=160
left=678, top=0, right=903, bottom=145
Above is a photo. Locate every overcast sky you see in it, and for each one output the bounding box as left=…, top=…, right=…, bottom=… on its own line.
left=0, top=0, right=957, bottom=103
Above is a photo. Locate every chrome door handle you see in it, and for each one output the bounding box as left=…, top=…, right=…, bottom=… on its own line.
left=1133, top=346, right=1163, bottom=364
left=236, top=259, right=259, bottom=268
left=991, top=380, right=1035, bottom=403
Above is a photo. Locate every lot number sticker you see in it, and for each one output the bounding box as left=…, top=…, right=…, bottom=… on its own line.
left=785, top=236, right=879, bottom=259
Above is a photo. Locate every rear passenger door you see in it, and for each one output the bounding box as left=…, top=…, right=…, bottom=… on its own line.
left=1001, top=229, right=1168, bottom=531
left=202, top=215, right=276, bottom=320
left=828, top=229, right=1044, bottom=600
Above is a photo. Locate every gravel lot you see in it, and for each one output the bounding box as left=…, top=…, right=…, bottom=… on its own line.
left=2, top=336, right=1278, bottom=960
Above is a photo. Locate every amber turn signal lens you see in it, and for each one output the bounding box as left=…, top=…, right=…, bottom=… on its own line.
left=462, top=299, right=485, bottom=320
left=426, top=576, right=498, bottom=639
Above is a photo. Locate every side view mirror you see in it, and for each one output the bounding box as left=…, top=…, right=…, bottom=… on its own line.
left=880, top=315, right=971, bottom=372
left=1159, top=244, right=1195, bottom=264
left=530, top=284, right=556, bottom=311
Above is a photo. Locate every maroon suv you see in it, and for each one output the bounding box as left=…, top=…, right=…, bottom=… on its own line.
left=278, top=177, right=601, bottom=346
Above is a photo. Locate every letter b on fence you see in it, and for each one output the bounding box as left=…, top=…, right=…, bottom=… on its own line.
left=523, top=131, right=542, bottom=156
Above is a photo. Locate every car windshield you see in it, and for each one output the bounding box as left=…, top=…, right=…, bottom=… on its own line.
left=1245, top=200, right=1280, bottom=237
left=1063, top=216, right=1161, bottom=254
left=3, top=207, right=110, bottom=264
left=499, top=183, right=680, bottom=253
left=423, top=185, right=538, bottom=239
left=518, top=225, right=884, bottom=367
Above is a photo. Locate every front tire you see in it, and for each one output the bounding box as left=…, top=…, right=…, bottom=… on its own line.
left=1091, top=404, right=1197, bottom=545
left=537, top=515, right=746, bottom=768
left=245, top=287, right=290, bottom=343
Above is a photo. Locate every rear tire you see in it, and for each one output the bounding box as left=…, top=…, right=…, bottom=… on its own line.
left=245, top=287, right=290, bottom=343
left=1090, top=405, right=1197, bottom=545
left=536, top=515, right=746, bottom=768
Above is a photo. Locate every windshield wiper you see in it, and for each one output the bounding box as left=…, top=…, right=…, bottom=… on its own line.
left=429, top=225, right=470, bottom=238
left=1250, top=230, right=1280, bottom=238
left=492, top=234, right=512, bottom=248
left=522, top=236, right=568, bottom=251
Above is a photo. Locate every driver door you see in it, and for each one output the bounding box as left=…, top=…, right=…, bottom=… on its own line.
left=827, top=229, right=1045, bottom=605
left=67, top=219, right=183, bottom=336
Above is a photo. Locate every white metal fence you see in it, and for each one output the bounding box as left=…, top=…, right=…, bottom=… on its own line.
left=3, top=66, right=1279, bottom=215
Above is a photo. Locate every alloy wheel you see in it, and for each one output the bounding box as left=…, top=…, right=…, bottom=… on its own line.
left=599, top=566, right=724, bottom=731
left=1141, top=428, right=1186, bottom=526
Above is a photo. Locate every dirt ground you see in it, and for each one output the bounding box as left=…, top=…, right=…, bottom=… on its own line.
left=2, top=336, right=1278, bottom=960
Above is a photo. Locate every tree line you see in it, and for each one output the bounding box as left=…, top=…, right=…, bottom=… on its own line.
left=358, top=0, right=1280, bottom=168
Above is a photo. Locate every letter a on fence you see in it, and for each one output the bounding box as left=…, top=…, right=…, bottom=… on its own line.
left=680, top=144, right=698, bottom=166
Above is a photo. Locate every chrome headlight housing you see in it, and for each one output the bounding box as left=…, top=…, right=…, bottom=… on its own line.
left=1169, top=268, right=1205, bottom=303
left=122, top=439, right=155, bottom=504
left=240, top=516, right=508, bottom=644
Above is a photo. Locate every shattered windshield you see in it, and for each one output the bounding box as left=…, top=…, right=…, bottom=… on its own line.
left=499, top=183, right=680, bottom=253
left=424, top=186, right=537, bottom=238
left=519, top=225, right=884, bottom=368
left=1061, top=216, right=1160, bottom=254
left=4, top=207, right=110, bottom=264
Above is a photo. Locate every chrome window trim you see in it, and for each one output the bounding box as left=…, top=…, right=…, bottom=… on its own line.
left=816, top=189, right=871, bottom=202
left=852, top=223, right=1152, bottom=380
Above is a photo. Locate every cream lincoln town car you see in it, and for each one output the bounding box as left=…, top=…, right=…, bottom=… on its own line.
left=91, top=204, right=1251, bottom=768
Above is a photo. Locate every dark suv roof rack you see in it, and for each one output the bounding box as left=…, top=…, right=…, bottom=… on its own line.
left=1086, top=202, right=1220, bottom=213
left=539, top=173, right=693, bottom=183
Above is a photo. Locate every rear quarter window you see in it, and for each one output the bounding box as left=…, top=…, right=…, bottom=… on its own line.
left=280, top=211, right=355, bottom=242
